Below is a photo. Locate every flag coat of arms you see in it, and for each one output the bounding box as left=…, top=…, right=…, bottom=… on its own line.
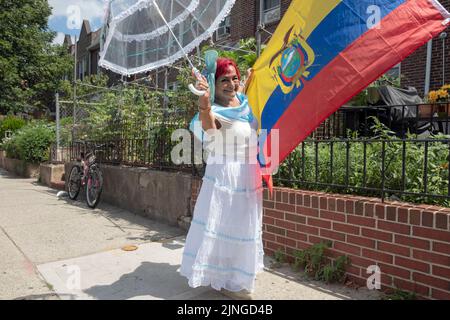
left=246, top=0, right=450, bottom=196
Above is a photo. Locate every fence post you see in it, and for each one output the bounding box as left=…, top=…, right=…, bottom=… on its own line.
left=73, top=35, right=77, bottom=144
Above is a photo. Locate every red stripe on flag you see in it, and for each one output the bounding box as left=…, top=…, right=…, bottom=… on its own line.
left=264, top=0, right=448, bottom=169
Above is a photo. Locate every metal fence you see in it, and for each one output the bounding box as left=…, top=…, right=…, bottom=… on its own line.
left=275, top=137, right=450, bottom=206
left=64, top=136, right=204, bottom=176
left=51, top=97, right=450, bottom=206
left=54, top=135, right=450, bottom=206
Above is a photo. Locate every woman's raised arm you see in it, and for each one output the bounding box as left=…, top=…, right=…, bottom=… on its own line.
left=196, top=75, right=218, bottom=131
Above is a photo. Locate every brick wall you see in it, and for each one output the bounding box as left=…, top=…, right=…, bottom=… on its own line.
left=224, top=0, right=450, bottom=97
left=212, top=0, right=295, bottom=44
left=191, top=179, right=450, bottom=299
left=228, top=0, right=258, bottom=42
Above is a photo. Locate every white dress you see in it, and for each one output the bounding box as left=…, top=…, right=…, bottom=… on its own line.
left=179, top=109, right=265, bottom=293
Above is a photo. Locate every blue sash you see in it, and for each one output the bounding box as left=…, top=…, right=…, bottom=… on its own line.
left=189, top=93, right=256, bottom=143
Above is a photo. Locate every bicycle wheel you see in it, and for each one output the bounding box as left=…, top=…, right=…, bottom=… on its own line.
left=86, top=164, right=103, bottom=209
left=68, top=165, right=82, bottom=200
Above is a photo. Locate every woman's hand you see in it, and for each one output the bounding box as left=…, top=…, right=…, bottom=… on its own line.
left=196, top=75, right=211, bottom=113
left=195, top=74, right=217, bottom=131
left=240, top=68, right=254, bottom=93
left=246, top=68, right=254, bottom=79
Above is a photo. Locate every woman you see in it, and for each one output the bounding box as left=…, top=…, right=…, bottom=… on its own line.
left=179, top=57, right=264, bottom=295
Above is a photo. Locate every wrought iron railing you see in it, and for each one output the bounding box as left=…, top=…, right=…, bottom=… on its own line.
left=50, top=102, right=450, bottom=206
left=275, top=137, right=450, bottom=206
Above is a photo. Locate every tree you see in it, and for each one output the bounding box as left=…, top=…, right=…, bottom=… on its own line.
left=0, top=0, right=73, bottom=115
left=201, top=38, right=263, bottom=77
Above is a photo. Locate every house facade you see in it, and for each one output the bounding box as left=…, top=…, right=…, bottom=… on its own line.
left=63, top=20, right=120, bottom=85
left=63, top=20, right=99, bottom=80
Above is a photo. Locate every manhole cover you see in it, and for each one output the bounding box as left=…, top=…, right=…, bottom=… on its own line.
left=121, top=245, right=138, bottom=251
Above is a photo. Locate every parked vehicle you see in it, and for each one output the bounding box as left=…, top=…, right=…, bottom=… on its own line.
left=67, top=143, right=112, bottom=208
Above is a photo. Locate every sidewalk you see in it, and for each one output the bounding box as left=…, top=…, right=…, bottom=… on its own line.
left=0, top=167, right=381, bottom=300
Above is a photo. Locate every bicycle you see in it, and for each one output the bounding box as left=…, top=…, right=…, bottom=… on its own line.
left=67, top=142, right=111, bottom=209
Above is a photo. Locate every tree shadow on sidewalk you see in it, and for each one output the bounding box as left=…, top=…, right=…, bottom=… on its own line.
left=54, top=192, right=185, bottom=244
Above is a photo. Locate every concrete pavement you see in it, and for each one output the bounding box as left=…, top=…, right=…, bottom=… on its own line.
left=0, top=167, right=381, bottom=300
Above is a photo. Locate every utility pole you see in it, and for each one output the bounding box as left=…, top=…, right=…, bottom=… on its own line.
left=256, top=0, right=264, bottom=57
left=56, top=92, right=60, bottom=162
left=425, top=40, right=432, bottom=95
left=164, top=67, right=169, bottom=109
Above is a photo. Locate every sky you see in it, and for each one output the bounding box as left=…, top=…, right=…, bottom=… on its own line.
left=48, top=0, right=106, bottom=45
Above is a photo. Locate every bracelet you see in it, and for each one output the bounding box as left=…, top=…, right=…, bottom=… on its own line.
left=199, top=107, right=211, bottom=113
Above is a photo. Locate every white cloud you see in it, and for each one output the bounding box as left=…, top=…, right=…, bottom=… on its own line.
left=49, top=0, right=106, bottom=27
left=52, top=32, right=66, bottom=45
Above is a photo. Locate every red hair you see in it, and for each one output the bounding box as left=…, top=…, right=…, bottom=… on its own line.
left=215, top=58, right=241, bottom=81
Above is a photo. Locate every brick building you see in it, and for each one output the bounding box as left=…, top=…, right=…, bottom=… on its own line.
left=64, top=20, right=120, bottom=85
left=63, top=20, right=101, bottom=80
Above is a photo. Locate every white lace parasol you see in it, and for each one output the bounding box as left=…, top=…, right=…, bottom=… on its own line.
left=99, top=0, right=236, bottom=76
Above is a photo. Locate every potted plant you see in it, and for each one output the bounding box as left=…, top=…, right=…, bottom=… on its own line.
left=418, top=101, right=435, bottom=118
left=427, top=84, right=450, bottom=118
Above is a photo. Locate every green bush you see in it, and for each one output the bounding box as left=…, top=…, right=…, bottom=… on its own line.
left=0, top=116, right=26, bottom=142
left=4, top=121, right=55, bottom=163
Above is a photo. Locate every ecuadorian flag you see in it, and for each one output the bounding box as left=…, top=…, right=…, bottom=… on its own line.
left=247, top=0, right=450, bottom=196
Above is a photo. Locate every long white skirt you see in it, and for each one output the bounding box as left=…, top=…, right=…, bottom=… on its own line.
left=179, top=154, right=265, bottom=292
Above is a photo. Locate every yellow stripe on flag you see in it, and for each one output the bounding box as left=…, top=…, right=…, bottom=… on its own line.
left=247, top=0, right=341, bottom=130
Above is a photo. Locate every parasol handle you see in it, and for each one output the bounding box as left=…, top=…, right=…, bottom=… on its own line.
left=188, top=68, right=206, bottom=96
left=152, top=0, right=205, bottom=96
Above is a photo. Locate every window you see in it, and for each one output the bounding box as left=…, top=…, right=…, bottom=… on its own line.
left=216, top=16, right=231, bottom=39
left=263, top=0, right=281, bottom=24
left=83, top=56, right=89, bottom=77
left=386, top=63, right=401, bottom=79
left=78, top=60, right=83, bottom=80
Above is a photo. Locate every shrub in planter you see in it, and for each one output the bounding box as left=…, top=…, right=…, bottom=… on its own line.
left=3, top=138, right=20, bottom=159
left=426, top=84, right=450, bottom=117
left=0, top=116, right=26, bottom=141
left=4, top=122, right=55, bottom=163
